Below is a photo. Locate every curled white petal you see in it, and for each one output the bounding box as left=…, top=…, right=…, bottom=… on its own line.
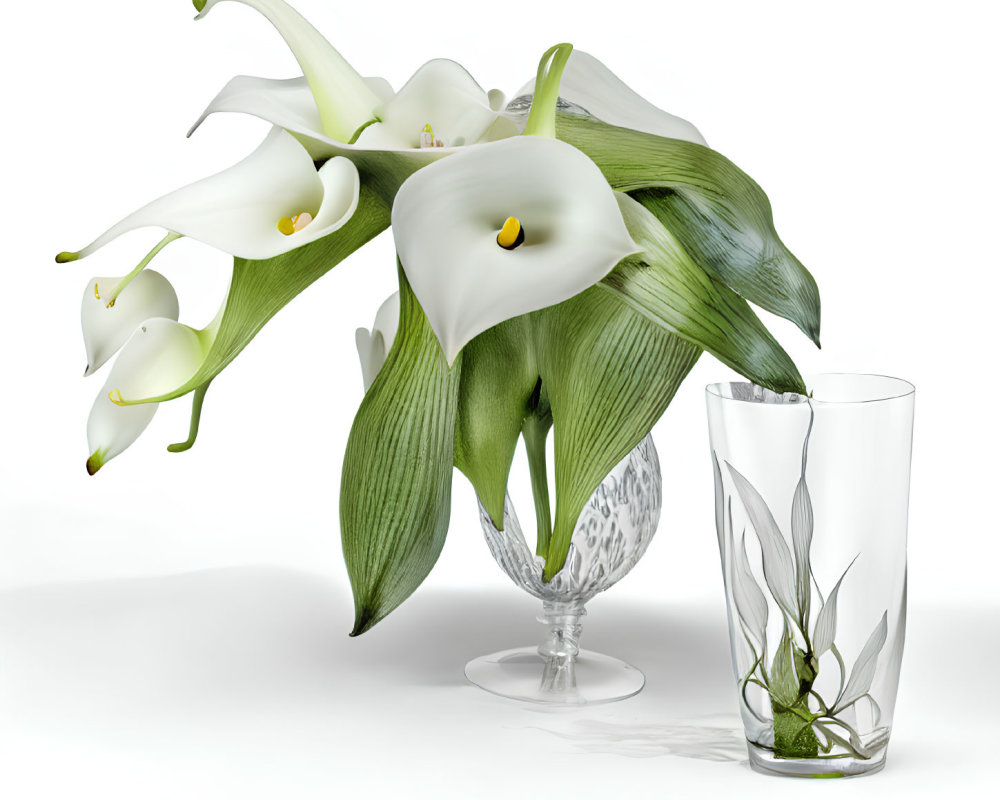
left=514, top=50, right=707, bottom=145
left=355, top=291, right=400, bottom=391
left=82, top=270, right=179, bottom=376
left=87, top=318, right=207, bottom=472
left=187, top=74, right=394, bottom=145
left=393, top=136, right=638, bottom=363
left=355, top=59, right=504, bottom=150
left=65, top=128, right=359, bottom=261
left=196, top=0, right=380, bottom=142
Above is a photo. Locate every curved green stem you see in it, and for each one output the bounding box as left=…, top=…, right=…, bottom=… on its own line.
left=106, top=232, right=182, bottom=307
left=522, top=402, right=553, bottom=557
left=167, top=380, right=212, bottom=453
left=523, top=43, right=573, bottom=138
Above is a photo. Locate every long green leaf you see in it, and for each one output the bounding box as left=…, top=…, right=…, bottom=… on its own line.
left=606, top=194, right=805, bottom=394
left=453, top=316, right=538, bottom=528
left=132, top=184, right=391, bottom=405
left=557, top=114, right=820, bottom=345
left=535, top=286, right=700, bottom=580
left=341, top=268, right=461, bottom=636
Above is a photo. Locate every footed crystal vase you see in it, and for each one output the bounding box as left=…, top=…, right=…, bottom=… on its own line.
left=465, top=434, right=661, bottom=705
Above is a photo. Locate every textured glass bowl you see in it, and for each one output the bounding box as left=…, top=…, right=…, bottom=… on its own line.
left=465, top=434, right=661, bottom=705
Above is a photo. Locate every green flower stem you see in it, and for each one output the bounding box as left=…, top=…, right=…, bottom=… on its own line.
left=167, top=380, right=212, bottom=453
left=522, top=407, right=553, bottom=558
left=523, top=43, right=573, bottom=139
left=106, top=232, right=182, bottom=307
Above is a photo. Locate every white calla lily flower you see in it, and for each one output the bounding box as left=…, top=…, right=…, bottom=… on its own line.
left=58, top=128, right=359, bottom=263
left=191, top=60, right=515, bottom=157
left=354, top=60, right=514, bottom=150
left=512, top=50, right=707, bottom=145
left=392, top=136, right=639, bottom=364
left=355, top=291, right=400, bottom=392
left=86, top=318, right=209, bottom=474
left=82, top=270, right=179, bottom=376
left=194, top=0, right=381, bottom=142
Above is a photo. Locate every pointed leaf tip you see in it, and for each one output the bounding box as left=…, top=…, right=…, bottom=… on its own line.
left=349, top=608, right=376, bottom=637
left=192, top=0, right=207, bottom=12
left=56, top=251, right=78, bottom=263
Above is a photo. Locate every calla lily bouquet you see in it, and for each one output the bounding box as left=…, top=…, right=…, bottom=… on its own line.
left=60, top=0, right=820, bottom=635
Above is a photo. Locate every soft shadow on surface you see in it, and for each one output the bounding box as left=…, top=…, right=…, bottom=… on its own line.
left=0, top=566, right=991, bottom=759
left=533, top=717, right=747, bottom=762
left=0, top=568, right=731, bottom=722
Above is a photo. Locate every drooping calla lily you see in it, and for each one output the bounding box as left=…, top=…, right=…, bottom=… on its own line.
left=82, top=270, right=179, bottom=376
left=87, top=318, right=211, bottom=474
left=511, top=50, right=707, bottom=145
left=57, top=128, right=359, bottom=264
left=193, top=0, right=382, bottom=143
left=391, top=135, right=639, bottom=364
left=187, top=1, right=513, bottom=157
left=354, top=291, right=400, bottom=392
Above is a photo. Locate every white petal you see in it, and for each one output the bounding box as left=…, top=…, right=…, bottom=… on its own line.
left=82, top=270, right=179, bottom=376
left=86, top=384, right=157, bottom=474
left=355, top=291, right=400, bottom=391
left=355, top=59, right=504, bottom=150
left=66, top=128, right=359, bottom=261
left=87, top=318, right=206, bottom=472
left=393, top=136, right=638, bottom=363
left=372, top=291, right=401, bottom=349
left=514, top=50, right=707, bottom=145
left=187, top=74, right=394, bottom=145
left=188, top=75, right=322, bottom=139
left=197, top=0, right=380, bottom=142
left=108, top=318, right=206, bottom=403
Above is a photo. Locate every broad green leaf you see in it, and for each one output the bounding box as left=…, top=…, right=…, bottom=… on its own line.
left=557, top=114, right=820, bottom=346
left=535, top=286, right=700, bottom=580
left=836, top=611, right=888, bottom=712
left=453, top=316, right=538, bottom=528
left=606, top=194, right=805, bottom=394
left=726, top=462, right=799, bottom=622
left=341, top=269, right=462, bottom=636
left=131, top=184, right=390, bottom=406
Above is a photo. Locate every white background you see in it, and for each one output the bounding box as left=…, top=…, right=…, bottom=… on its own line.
left=1, top=0, right=997, bottom=796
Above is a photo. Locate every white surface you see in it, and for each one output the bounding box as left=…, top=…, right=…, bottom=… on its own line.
left=2, top=0, right=998, bottom=796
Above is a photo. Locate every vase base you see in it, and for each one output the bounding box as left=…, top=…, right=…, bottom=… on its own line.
left=464, top=647, right=644, bottom=705
left=746, top=741, right=888, bottom=779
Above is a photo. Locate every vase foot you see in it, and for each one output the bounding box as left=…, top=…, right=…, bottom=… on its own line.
left=464, top=647, right=644, bottom=705
left=746, top=741, right=888, bottom=779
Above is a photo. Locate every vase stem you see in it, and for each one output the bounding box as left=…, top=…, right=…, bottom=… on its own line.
left=537, top=601, right=587, bottom=695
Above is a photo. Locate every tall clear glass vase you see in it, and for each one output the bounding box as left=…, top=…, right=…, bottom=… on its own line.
left=464, top=434, right=661, bottom=705
left=706, top=375, right=914, bottom=777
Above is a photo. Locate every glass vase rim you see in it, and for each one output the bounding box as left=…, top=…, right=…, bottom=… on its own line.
left=705, top=372, right=915, bottom=405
